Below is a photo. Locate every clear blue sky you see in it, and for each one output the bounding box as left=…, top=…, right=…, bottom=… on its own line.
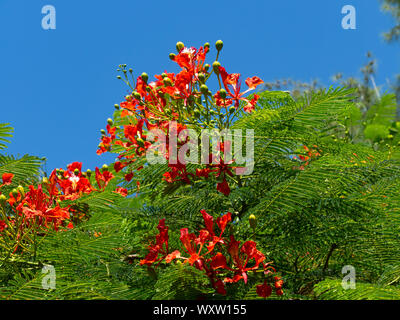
left=0, top=0, right=398, bottom=172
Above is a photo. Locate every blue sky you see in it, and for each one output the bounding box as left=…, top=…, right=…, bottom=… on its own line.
left=0, top=0, right=398, bottom=173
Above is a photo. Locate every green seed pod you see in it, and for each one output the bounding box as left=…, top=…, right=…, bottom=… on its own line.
left=176, top=41, right=185, bottom=52
left=169, top=53, right=176, bottom=60
left=11, top=188, right=19, bottom=198
left=198, top=73, right=205, bottom=83
left=133, top=91, right=142, bottom=100
left=0, top=194, right=6, bottom=206
left=212, top=61, right=221, bottom=74
left=17, top=185, right=25, bottom=196
left=163, top=77, right=172, bottom=86
left=249, top=214, right=257, bottom=229
left=215, top=40, right=224, bottom=51
left=200, top=84, right=209, bottom=95
left=141, top=72, right=149, bottom=83
left=107, top=118, right=113, bottom=126
left=219, top=89, right=227, bottom=99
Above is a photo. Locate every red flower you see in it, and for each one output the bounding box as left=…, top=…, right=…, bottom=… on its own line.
left=245, top=76, right=264, bottom=90
left=114, top=187, right=128, bottom=197
left=114, top=161, right=127, bottom=173
left=256, top=281, right=272, bottom=298
left=224, top=237, right=265, bottom=284
left=2, top=173, right=14, bottom=186
left=95, top=167, right=114, bottom=190
left=200, top=210, right=231, bottom=252
left=217, top=179, right=230, bottom=196
left=210, top=252, right=229, bottom=270
left=140, top=219, right=172, bottom=266
left=0, top=220, right=8, bottom=232
left=214, top=279, right=227, bottom=295
left=200, top=209, right=214, bottom=236
left=274, top=276, right=284, bottom=289
left=125, top=172, right=134, bottom=182
left=67, top=162, right=82, bottom=173
left=219, top=66, right=263, bottom=111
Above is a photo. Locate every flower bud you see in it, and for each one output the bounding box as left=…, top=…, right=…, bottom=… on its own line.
left=117, top=75, right=122, bottom=80
left=212, top=61, right=221, bottom=74
left=17, top=185, right=25, bottom=196
left=114, top=104, right=120, bottom=110
left=176, top=41, right=185, bottom=52
left=200, top=84, right=209, bottom=95
left=125, top=95, right=132, bottom=101
left=169, top=53, right=176, bottom=60
left=86, top=169, right=92, bottom=177
left=0, top=194, right=6, bottom=206
left=129, top=68, right=133, bottom=73
left=107, top=118, right=113, bottom=126
left=102, top=164, right=109, bottom=172
left=249, top=214, right=257, bottom=229
left=215, top=40, right=223, bottom=51
left=204, top=64, right=210, bottom=72
left=229, top=106, right=236, bottom=114
left=198, top=73, right=205, bottom=83
left=141, top=72, right=149, bottom=83
left=133, top=91, right=142, bottom=100
left=74, top=168, right=80, bottom=176
left=11, top=188, right=19, bottom=198
left=100, top=129, right=106, bottom=135
left=204, top=42, right=210, bottom=49
left=163, top=77, right=172, bottom=86
left=219, top=89, right=227, bottom=99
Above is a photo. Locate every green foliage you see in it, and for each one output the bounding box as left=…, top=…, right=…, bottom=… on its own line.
left=314, top=279, right=400, bottom=300
left=2, top=82, right=400, bottom=300
left=152, top=264, right=214, bottom=300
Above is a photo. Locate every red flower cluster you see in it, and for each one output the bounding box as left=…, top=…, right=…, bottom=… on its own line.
left=0, top=162, right=127, bottom=250
left=293, top=145, right=322, bottom=170
left=139, top=210, right=282, bottom=297
left=96, top=41, right=263, bottom=196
